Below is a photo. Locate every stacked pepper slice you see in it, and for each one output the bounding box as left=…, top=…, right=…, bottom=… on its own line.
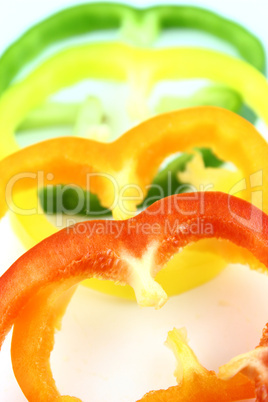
left=0, top=13, right=266, bottom=295
left=1, top=42, right=268, bottom=158
left=1, top=43, right=268, bottom=232
left=1, top=106, right=268, bottom=299
left=0, top=3, right=266, bottom=251
left=2, top=106, right=267, bottom=227
left=0, top=3, right=267, bottom=401
left=4, top=2, right=264, bottom=137
left=0, top=192, right=267, bottom=401
left=1, top=3, right=265, bottom=90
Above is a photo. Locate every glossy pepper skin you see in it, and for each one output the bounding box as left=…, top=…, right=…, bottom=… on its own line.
left=1, top=43, right=268, bottom=159
left=1, top=107, right=268, bottom=220
left=0, top=2, right=263, bottom=250
left=1, top=192, right=268, bottom=401
left=1, top=3, right=263, bottom=231
left=0, top=3, right=264, bottom=94
left=2, top=41, right=268, bottom=250
left=1, top=2, right=262, bottom=130
left=2, top=106, right=268, bottom=299
left=1, top=37, right=243, bottom=247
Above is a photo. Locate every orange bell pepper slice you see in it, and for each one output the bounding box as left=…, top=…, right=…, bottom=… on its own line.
left=1, top=106, right=267, bottom=301
left=1, top=192, right=268, bottom=401
left=138, top=328, right=255, bottom=402
left=1, top=106, right=267, bottom=221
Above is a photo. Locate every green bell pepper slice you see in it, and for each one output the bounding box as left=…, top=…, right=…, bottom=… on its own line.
left=0, top=2, right=265, bottom=128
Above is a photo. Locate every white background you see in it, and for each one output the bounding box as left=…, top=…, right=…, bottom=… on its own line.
left=0, top=1, right=268, bottom=401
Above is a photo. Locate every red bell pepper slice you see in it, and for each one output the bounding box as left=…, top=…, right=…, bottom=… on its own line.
left=0, top=192, right=268, bottom=401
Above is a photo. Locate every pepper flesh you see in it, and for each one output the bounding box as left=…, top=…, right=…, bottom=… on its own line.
left=1, top=107, right=267, bottom=220
left=3, top=2, right=264, bottom=138
left=138, top=328, right=255, bottom=402
left=1, top=192, right=268, bottom=401
left=1, top=3, right=261, bottom=223
left=2, top=41, right=268, bottom=255
left=2, top=3, right=262, bottom=230
left=1, top=3, right=262, bottom=242
left=1, top=106, right=268, bottom=299
left=11, top=150, right=222, bottom=248
left=0, top=28, right=265, bottom=296
left=1, top=43, right=268, bottom=158
left=0, top=3, right=264, bottom=94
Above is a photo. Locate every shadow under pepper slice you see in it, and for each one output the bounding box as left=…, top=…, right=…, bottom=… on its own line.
left=1, top=192, right=268, bottom=400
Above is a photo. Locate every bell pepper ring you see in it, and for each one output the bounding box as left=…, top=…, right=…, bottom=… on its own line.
left=2, top=106, right=268, bottom=299
left=0, top=2, right=264, bottom=122
left=0, top=39, right=263, bottom=303
left=2, top=2, right=261, bottom=173
left=1, top=192, right=268, bottom=401
left=9, top=152, right=226, bottom=301
left=2, top=41, right=267, bottom=256
left=0, top=7, right=265, bottom=299
left=1, top=42, right=268, bottom=159
left=12, top=36, right=267, bottom=227
left=1, top=41, right=268, bottom=226
left=1, top=2, right=256, bottom=142
left=1, top=105, right=267, bottom=230
left=2, top=3, right=263, bottom=239
left=3, top=3, right=261, bottom=201
left=1, top=3, right=265, bottom=90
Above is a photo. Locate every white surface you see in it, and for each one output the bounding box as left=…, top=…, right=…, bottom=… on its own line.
left=0, top=1, right=268, bottom=401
